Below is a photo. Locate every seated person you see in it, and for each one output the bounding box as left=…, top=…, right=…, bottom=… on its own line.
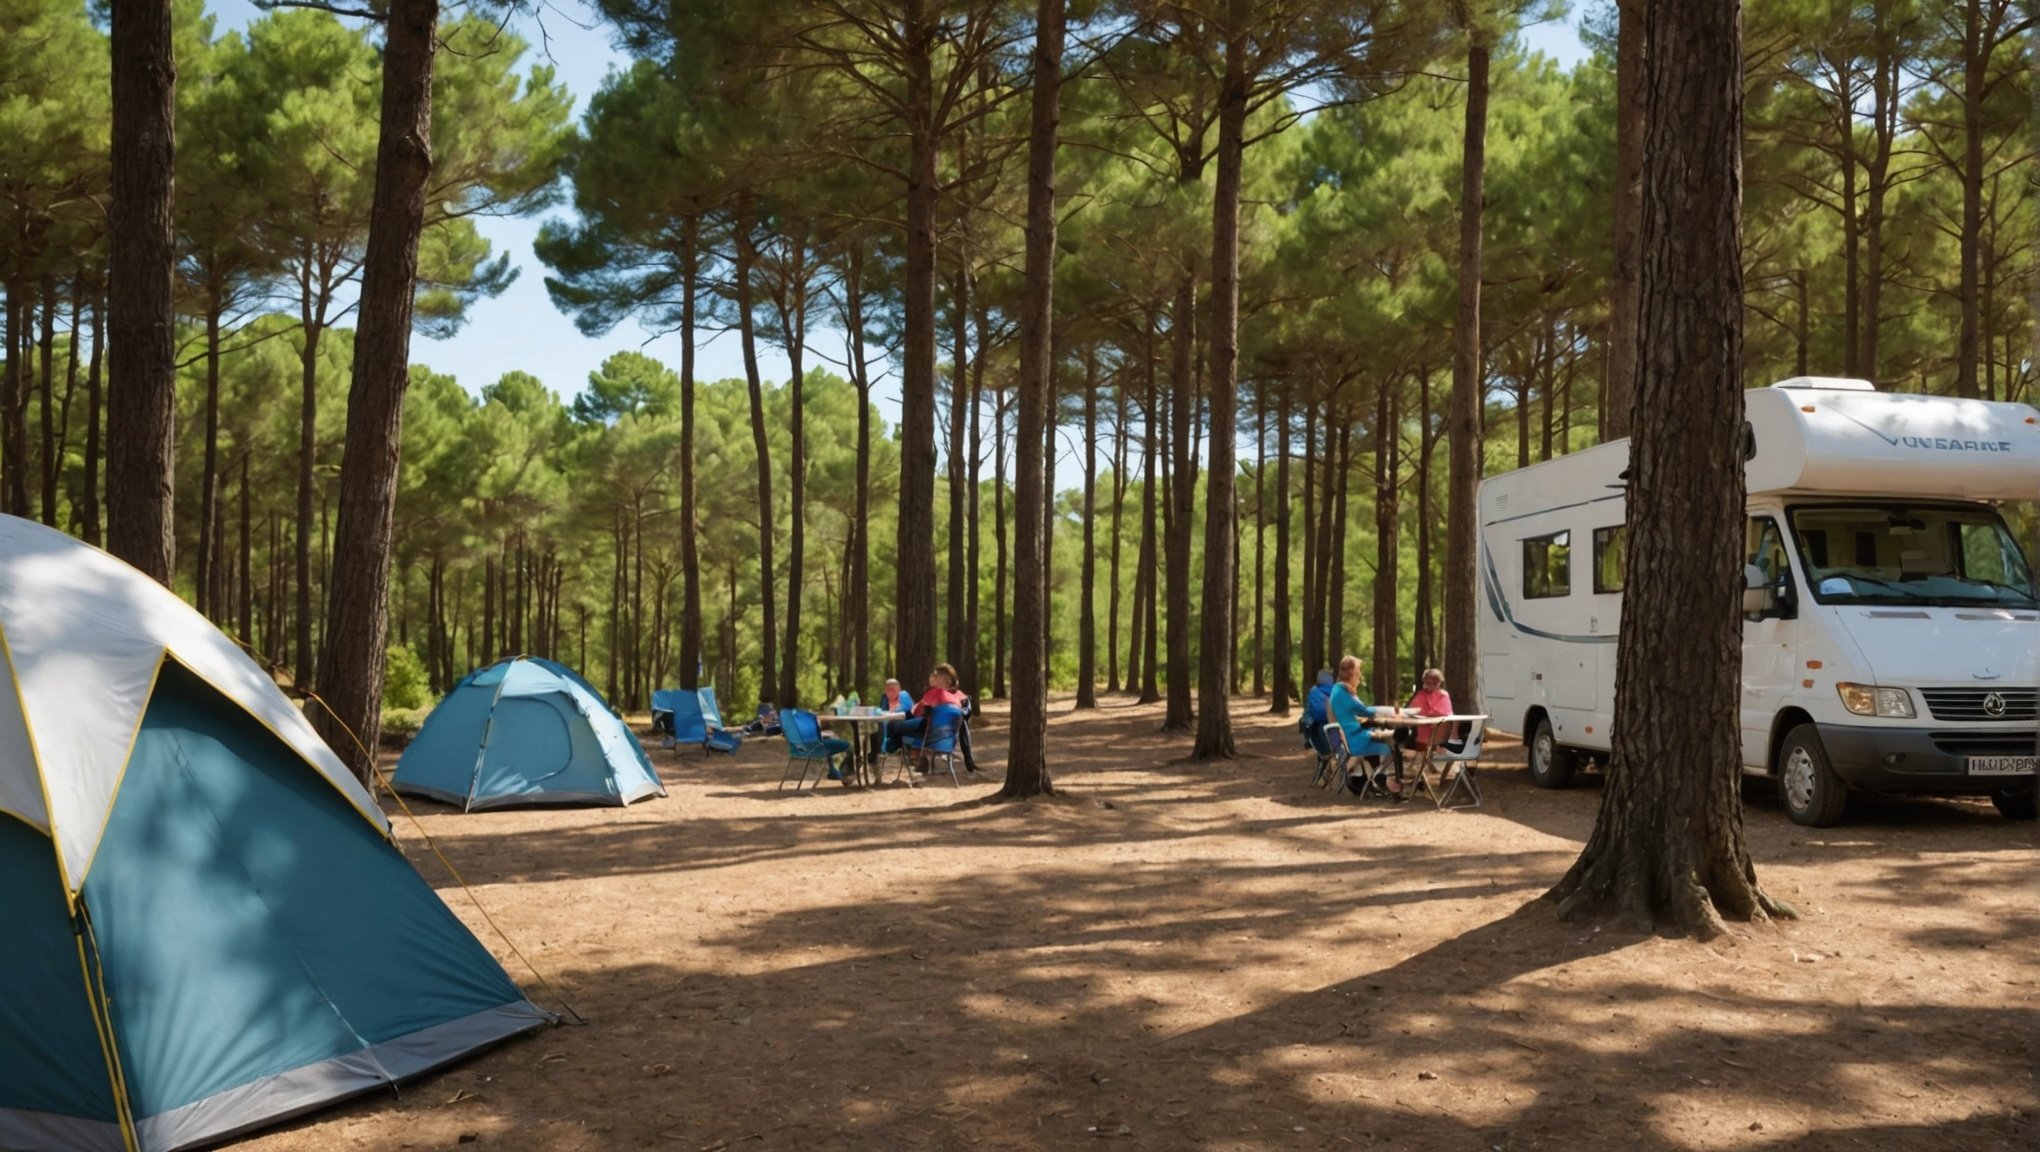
left=1399, top=667, right=1460, bottom=751
left=1300, top=668, right=1337, bottom=763
left=869, top=677, right=918, bottom=759
left=892, top=663, right=980, bottom=774
left=1330, top=654, right=1402, bottom=796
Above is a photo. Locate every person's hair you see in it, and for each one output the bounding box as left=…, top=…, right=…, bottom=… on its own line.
left=1421, top=667, right=1444, bottom=685
left=933, top=662, right=958, bottom=686
left=884, top=678, right=901, bottom=687
left=1336, top=655, right=1361, bottom=681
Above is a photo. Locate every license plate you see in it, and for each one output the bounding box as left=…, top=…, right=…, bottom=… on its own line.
left=1968, top=756, right=2037, bottom=776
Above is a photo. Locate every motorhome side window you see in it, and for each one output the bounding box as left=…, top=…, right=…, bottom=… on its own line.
left=1747, top=518, right=1791, bottom=584
left=1522, top=531, right=1570, bottom=599
left=1593, top=526, right=1626, bottom=593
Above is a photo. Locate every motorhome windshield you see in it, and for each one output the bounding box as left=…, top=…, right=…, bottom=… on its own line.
left=1787, top=504, right=2037, bottom=608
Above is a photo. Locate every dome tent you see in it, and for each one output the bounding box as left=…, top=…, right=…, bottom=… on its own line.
left=0, top=515, right=551, bottom=1152
left=392, top=657, right=665, bottom=809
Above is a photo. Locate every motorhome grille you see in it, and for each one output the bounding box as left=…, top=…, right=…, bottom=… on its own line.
left=1930, top=732, right=2038, bottom=758
left=1918, top=688, right=2036, bottom=722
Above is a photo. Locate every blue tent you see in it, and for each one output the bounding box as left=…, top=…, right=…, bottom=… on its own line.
left=0, top=515, right=551, bottom=1151
left=393, top=658, right=665, bottom=809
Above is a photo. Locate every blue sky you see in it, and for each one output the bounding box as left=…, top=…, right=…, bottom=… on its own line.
left=210, top=0, right=1591, bottom=466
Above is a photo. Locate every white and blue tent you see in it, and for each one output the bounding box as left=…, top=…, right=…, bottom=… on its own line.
left=392, top=657, right=664, bottom=809
left=0, top=515, right=551, bottom=1152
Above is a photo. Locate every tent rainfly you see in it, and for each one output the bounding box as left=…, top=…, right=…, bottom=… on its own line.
left=0, top=514, right=551, bottom=1152
left=391, top=657, right=665, bottom=809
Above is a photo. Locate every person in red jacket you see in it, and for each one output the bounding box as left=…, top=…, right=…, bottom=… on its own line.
left=897, top=662, right=980, bottom=774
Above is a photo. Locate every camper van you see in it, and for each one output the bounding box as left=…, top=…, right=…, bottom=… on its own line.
left=1477, top=377, right=2038, bottom=826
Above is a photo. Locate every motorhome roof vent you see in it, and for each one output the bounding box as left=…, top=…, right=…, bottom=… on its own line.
left=1770, top=376, right=1875, bottom=391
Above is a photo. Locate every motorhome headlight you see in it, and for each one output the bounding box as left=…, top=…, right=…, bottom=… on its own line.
left=1836, top=683, right=1916, bottom=718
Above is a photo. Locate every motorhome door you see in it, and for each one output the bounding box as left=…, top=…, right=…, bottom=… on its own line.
left=1742, top=515, right=1800, bottom=767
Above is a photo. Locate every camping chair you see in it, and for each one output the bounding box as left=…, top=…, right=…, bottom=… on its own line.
left=698, top=687, right=743, bottom=753
left=656, top=689, right=710, bottom=753
left=778, top=708, right=852, bottom=790
left=1321, top=724, right=1353, bottom=791
left=896, top=704, right=964, bottom=788
left=1304, top=716, right=1337, bottom=787
left=1428, top=719, right=1487, bottom=810
left=1340, top=729, right=1402, bottom=801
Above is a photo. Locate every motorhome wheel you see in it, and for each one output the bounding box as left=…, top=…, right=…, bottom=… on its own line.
left=1779, top=724, right=1848, bottom=827
left=1991, top=789, right=2036, bottom=821
left=1527, top=717, right=1575, bottom=789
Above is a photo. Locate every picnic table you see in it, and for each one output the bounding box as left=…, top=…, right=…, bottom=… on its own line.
left=1368, top=710, right=1490, bottom=809
left=820, top=709, right=907, bottom=786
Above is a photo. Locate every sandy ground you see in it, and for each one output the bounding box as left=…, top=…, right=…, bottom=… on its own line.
left=243, top=695, right=2036, bottom=1152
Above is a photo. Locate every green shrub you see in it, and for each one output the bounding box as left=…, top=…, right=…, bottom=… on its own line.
left=380, top=706, right=430, bottom=740
left=382, top=645, right=431, bottom=712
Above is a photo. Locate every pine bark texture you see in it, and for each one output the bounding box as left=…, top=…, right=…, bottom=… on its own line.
left=678, top=217, right=703, bottom=689
left=1604, top=0, right=1644, bottom=440
left=106, top=0, right=178, bottom=584
left=1191, top=7, right=1247, bottom=760
left=1443, top=38, right=1490, bottom=717
left=1548, top=0, right=1789, bottom=937
left=895, top=2, right=941, bottom=686
left=314, top=0, right=440, bottom=779
left=1001, top=0, right=1062, bottom=800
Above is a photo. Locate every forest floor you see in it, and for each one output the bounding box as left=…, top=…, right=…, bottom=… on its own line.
left=248, top=695, right=2036, bottom=1152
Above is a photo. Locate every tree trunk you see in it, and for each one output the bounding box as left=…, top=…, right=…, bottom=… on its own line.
left=895, top=0, right=942, bottom=685
left=993, top=388, right=1010, bottom=698
left=1604, top=0, right=1645, bottom=442
left=4, top=281, right=29, bottom=520
left=1372, top=383, right=1400, bottom=701
left=1163, top=272, right=1197, bottom=732
left=80, top=288, right=104, bottom=546
left=1107, top=373, right=1128, bottom=692
left=1139, top=321, right=1161, bottom=705
left=679, top=215, right=704, bottom=689
left=1192, top=21, right=1246, bottom=758
left=197, top=278, right=224, bottom=616
left=946, top=270, right=969, bottom=669
left=778, top=236, right=810, bottom=708
left=967, top=301, right=987, bottom=692
left=294, top=263, right=325, bottom=690
left=1299, top=405, right=1318, bottom=682
left=1327, top=418, right=1349, bottom=664
left=1954, top=0, right=1985, bottom=397
left=238, top=452, right=252, bottom=641
left=846, top=239, right=873, bottom=693
left=1252, top=389, right=1265, bottom=697
left=105, top=0, right=177, bottom=584
left=1414, top=369, right=1434, bottom=676
left=1077, top=345, right=1099, bottom=708
left=735, top=197, right=778, bottom=702
left=1312, top=402, right=1337, bottom=671
left=36, top=276, right=56, bottom=527
left=1549, top=0, right=1788, bottom=937
left=1268, top=378, right=1293, bottom=715
left=1000, top=0, right=1062, bottom=800
left=1444, top=37, right=1491, bottom=715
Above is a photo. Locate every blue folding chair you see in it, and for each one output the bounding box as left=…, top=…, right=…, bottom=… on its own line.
left=896, top=704, right=964, bottom=788
left=698, top=687, right=743, bottom=753
left=655, top=689, right=710, bottom=752
left=779, top=708, right=852, bottom=790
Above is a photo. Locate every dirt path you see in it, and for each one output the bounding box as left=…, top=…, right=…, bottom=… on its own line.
left=247, top=696, right=2037, bottom=1152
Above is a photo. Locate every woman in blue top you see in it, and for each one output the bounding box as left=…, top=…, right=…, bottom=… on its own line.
left=1329, top=654, right=1404, bottom=797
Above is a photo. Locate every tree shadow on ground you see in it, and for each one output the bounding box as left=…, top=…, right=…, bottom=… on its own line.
left=320, top=692, right=2038, bottom=1152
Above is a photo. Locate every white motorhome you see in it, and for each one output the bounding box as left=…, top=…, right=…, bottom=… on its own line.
left=1477, top=377, right=2038, bottom=826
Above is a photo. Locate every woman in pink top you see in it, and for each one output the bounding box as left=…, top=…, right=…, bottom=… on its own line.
left=901, top=662, right=980, bottom=774
left=1405, top=668, right=1454, bottom=749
